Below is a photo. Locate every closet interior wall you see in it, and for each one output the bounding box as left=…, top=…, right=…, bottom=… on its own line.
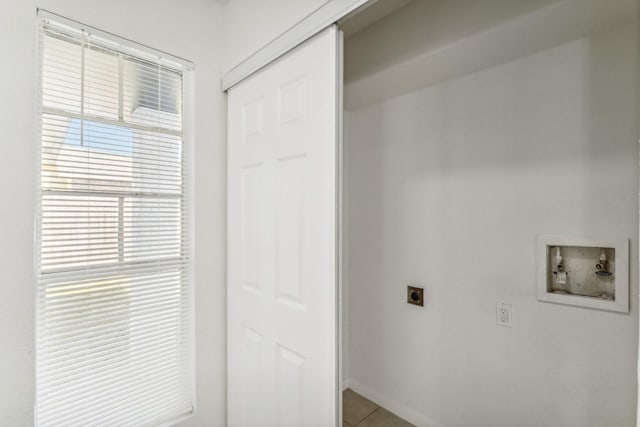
left=341, top=1, right=640, bottom=426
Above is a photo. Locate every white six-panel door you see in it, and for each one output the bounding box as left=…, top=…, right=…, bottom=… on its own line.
left=227, top=26, right=341, bottom=426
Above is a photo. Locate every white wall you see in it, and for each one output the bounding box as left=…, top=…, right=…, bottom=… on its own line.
left=345, top=18, right=639, bottom=427
left=0, top=1, right=227, bottom=425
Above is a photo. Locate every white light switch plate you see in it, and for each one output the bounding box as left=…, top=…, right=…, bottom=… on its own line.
left=496, top=303, right=512, bottom=327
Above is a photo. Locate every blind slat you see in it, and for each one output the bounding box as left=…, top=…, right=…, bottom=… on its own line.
left=37, top=14, right=193, bottom=427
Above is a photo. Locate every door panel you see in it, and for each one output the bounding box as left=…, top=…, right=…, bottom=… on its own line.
left=228, top=26, right=341, bottom=427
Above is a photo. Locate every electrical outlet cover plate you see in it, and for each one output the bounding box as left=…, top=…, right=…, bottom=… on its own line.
left=496, top=303, right=512, bottom=327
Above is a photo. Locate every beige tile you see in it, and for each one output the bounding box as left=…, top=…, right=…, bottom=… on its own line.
left=343, top=389, right=378, bottom=426
left=357, top=408, right=415, bottom=427
left=343, top=422, right=352, bottom=427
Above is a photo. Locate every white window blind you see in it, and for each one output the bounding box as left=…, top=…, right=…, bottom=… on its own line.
left=36, top=11, right=194, bottom=426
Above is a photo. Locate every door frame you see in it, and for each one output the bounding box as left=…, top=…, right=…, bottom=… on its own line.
left=336, top=28, right=345, bottom=427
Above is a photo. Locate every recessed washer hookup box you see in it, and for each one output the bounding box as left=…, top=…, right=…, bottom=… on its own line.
left=536, top=236, right=629, bottom=313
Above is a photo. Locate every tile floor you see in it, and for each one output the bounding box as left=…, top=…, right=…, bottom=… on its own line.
left=343, top=389, right=414, bottom=427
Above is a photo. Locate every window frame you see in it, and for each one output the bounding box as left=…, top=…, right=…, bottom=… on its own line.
left=35, top=9, right=196, bottom=426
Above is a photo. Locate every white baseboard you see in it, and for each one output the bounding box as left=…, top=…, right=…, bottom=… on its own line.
left=341, top=378, right=351, bottom=391
left=346, top=379, right=443, bottom=427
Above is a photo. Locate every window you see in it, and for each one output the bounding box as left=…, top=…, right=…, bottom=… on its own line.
left=36, top=11, right=194, bottom=426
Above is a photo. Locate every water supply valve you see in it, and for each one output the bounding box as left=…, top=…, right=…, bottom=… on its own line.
left=595, top=248, right=612, bottom=277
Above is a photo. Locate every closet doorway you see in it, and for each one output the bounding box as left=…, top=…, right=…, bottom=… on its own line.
left=340, top=1, right=638, bottom=426
left=226, top=0, right=640, bottom=425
